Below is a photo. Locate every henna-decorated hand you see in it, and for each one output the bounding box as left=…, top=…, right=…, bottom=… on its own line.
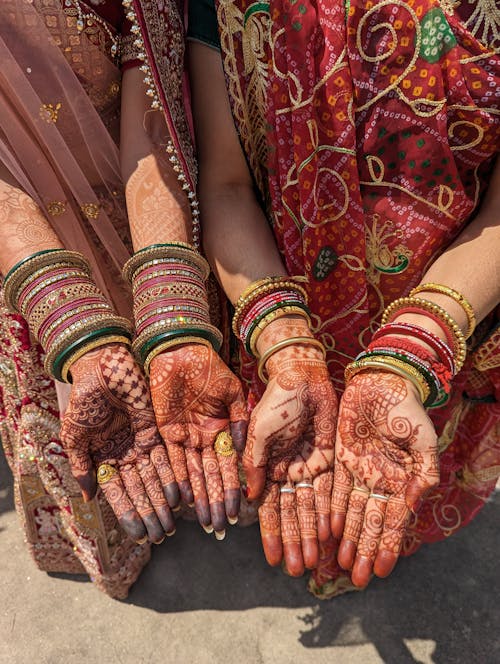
left=60, top=343, right=178, bottom=544
left=243, top=318, right=337, bottom=576
left=331, top=370, right=440, bottom=587
left=149, top=343, right=248, bottom=537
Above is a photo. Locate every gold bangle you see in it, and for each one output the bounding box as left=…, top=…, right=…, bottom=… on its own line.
left=249, top=306, right=312, bottom=358
left=4, top=250, right=91, bottom=312
left=344, top=357, right=429, bottom=404
left=232, top=278, right=309, bottom=336
left=381, top=296, right=467, bottom=372
left=143, top=336, right=213, bottom=376
left=409, top=283, right=476, bottom=340
left=122, top=244, right=210, bottom=283
left=257, top=336, right=325, bottom=384
left=60, top=335, right=131, bottom=383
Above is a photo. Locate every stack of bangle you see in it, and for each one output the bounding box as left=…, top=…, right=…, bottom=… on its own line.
left=380, top=295, right=467, bottom=372
left=345, top=288, right=470, bottom=407
left=409, top=283, right=476, bottom=340
left=3, top=249, right=132, bottom=382
left=123, top=243, right=222, bottom=372
left=232, top=276, right=311, bottom=357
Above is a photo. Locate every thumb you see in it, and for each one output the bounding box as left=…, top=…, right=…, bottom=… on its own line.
left=60, top=423, right=97, bottom=502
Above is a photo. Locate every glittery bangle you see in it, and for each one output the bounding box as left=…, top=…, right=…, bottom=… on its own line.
left=3, top=249, right=91, bottom=312
left=143, top=336, right=213, bottom=376
left=134, top=327, right=223, bottom=364
left=409, top=283, right=476, bottom=340
left=257, top=336, right=325, bottom=384
left=123, top=243, right=210, bottom=283
left=51, top=326, right=132, bottom=382
left=60, top=335, right=132, bottom=384
left=247, top=304, right=311, bottom=357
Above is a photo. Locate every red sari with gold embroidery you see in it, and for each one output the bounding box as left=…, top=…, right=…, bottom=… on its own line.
left=215, top=0, right=499, bottom=596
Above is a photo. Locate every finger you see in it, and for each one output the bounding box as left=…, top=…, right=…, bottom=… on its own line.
left=201, top=447, right=226, bottom=534
left=242, top=407, right=268, bottom=502
left=374, top=495, right=409, bottom=579
left=351, top=494, right=387, bottom=587
left=258, top=481, right=282, bottom=566
left=150, top=444, right=179, bottom=509
left=313, top=471, right=333, bottom=543
left=216, top=445, right=240, bottom=522
left=121, top=464, right=166, bottom=544
left=330, top=460, right=353, bottom=539
left=185, top=448, right=211, bottom=528
left=280, top=486, right=304, bottom=577
left=295, top=484, right=319, bottom=569
left=337, top=486, right=369, bottom=571
left=230, top=420, right=247, bottom=455
left=165, top=441, right=194, bottom=506
left=59, top=425, right=96, bottom=502
left=136, top=456, right=175, bottom=536
left=98, top=473, right=147, bottom=543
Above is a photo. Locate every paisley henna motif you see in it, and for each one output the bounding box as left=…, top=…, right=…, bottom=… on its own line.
left=332, top=370, right=440, bottom=587
left=60, top=343, right=177, bottom=543
left=150, top=343, right=247, bottom=533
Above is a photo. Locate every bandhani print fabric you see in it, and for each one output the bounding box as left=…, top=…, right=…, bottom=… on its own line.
left=216, top=0, right=500, bottom=597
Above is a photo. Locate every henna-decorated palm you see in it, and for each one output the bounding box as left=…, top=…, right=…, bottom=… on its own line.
left=149, top=343, right=248, bottom=535
left=243, top=321, right=337, bottom=576
left=60, top=343, right=178, bottom=544
left=331, top=370, right=440, bottom=587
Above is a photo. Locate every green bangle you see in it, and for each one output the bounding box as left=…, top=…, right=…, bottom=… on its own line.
left=362, top=349, right=439, bottom=407
left=137, top=327, right=221, bottom=364
left=244, top=301, right=310, bottom=355
left=3, top=249, right=62, bottom=285
left=51, top=326, right=132, bottom=381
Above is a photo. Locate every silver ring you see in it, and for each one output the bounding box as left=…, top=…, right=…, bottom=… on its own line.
left=280, top=487, right=296, bottom=494
left=295, top=482, right=314, bottom=489
left=352, top=486, right=370, bottom=495
left=370, top=492, right=389, bottom=502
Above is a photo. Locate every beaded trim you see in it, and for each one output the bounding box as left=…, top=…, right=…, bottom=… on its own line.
left=122, top=0, right=201, bottom=246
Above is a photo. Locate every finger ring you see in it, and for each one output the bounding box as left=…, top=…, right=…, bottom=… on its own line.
left=214, top=431, right=234, bottom=457
left=280, top=486, right=295, bottom=494
left=295, top=482, right=314, bottom=489
left=97, top=463, right=118, bottom=485
left=370, top=492, right=389, bottom=502
left=352, top=486, right=370, bottom=495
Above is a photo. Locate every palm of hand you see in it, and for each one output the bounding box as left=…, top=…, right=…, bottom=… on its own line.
left=331, top=370, right=439, bottom=586
left=149, top=344, right=247, bottom=531
left=60, top=344, right=177, bottom=543
left=244, top=346, right=337, bottom=576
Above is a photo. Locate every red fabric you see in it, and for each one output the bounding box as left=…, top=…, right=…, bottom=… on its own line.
left=218, top=0, right=499, bottom=595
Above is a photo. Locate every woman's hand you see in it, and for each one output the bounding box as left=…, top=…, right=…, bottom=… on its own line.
left=243, top=318, right=337, bottom=576
left=331, top=370, right=440, bottom=587
left=149, top=343, right=247, bottom=536
left=60, top=343, right=178, bottom=544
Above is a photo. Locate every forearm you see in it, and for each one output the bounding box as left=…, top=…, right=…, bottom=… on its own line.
left=0, top=174, right=62, bottom=274
left=400, top=160, right=500, bottom=336
left=120, top=67, right=191, bottom=250
left=189, top=42, right=286, bottom=304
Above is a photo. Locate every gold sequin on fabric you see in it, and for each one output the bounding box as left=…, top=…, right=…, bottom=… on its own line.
left=80, top=202, right=100, bottom=219
left=46, top=201, right=67, bottom=216
left=39, top=102, right=62, bottom=123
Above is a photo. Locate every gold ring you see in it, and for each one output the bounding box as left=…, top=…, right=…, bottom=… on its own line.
left=97, top=463, right=118, bottom=485
left=214, top=431, right=234, bottom=457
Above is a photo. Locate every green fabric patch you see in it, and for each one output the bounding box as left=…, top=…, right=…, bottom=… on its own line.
left=313, top=246, right=338, bottom=281
left=419, top=8, right=457, bottom=63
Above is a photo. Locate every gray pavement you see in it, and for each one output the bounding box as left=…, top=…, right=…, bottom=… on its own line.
left=0, top=445, right=498, bottom=664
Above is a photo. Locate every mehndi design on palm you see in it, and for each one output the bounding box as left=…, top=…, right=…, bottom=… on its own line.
left=331, top=371, right=440, bottom=587
left=60, top=343, right=178, bottom=544
left=149, top=343, right=247, bottom=535
left=244, top=318, right=337, bottom=576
